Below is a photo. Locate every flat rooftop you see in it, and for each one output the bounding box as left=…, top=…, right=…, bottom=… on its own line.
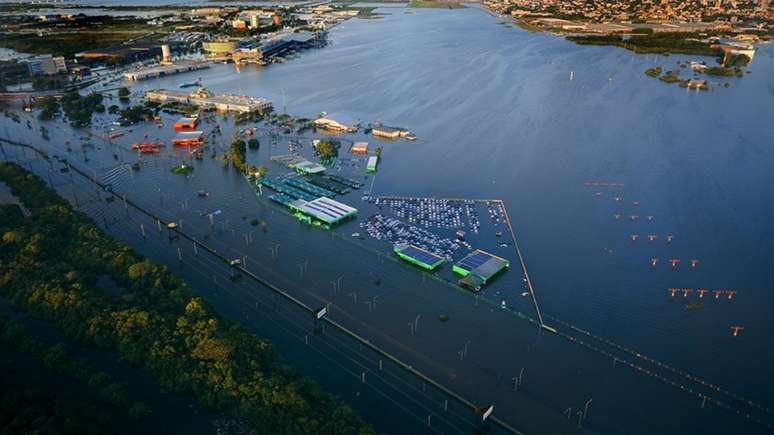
left=290, top=160, right=326, bottom=174
left=454, top=249, right=509, bottom=282
left=173, top=131, right=204, bottom=138
left=123, top=60, right=210, bottom=80
left=290, top=197, right=357, bottom=225
left=394, top=244, right=445, bottom=270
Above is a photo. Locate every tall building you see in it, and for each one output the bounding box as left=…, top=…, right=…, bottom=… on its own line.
left=250, top=14, right=259, bottom=29
left=161, top=44, right=171, bottom=63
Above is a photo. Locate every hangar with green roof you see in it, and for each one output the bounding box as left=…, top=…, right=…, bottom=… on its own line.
left=394, top=244, right=445, bottom=270
left=453, top=249, right=509, bottom=291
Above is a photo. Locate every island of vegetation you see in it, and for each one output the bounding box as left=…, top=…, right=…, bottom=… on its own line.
left=408, top=0, right=465, bottom=9
left=0, top=161, right=374, bottom=435
left=644, top=67, right=710, bottom=90
left=567, top=31, right=723, bottom=56
left=170, top=164, right=194, bottom=175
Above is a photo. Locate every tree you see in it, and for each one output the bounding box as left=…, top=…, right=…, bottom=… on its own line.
left=98, top=382, right=129, bottom=407
left=33, top=96, right=60, bottom=120
left=314, top=139, right=340, bottom=162
left=118, top=87, right=130, bottom=101
left=88, top=372, right=111, bottom=390
left=120, top=105, right=152, bottom=124
left=128, top=261, right=154, bottom=281
left=247, top=138, right=260, bottom=149
left=2, top=230, right=23, bottom=243
left=257, top=165, right=268, bottom=178
left=374, top=146, right=383, bottom=157
left=59, top=91, right=104, bottom=127
left=129, top=401, right=151, bottom=419
left=230, top=139, right=247, bottom=172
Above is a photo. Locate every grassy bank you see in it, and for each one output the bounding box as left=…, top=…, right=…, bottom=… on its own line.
left=566, top=33, right=722, bottom=57
left=0, top=162, right=375, bottom=435
left=0, top=31, right=162, bottom=58
left=0, top=15, right=170, bottom=57
left=408, top=0, right=465, bottom=9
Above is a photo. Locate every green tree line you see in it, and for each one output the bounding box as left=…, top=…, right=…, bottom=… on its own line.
left=0, top=162, right=374, bottom=435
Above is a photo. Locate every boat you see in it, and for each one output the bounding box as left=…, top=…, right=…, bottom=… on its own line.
left=351, top=232, right=360, bottom=237
left=197, top=190, right=209, bottom=197
left=180, top=79, right=202, bottom=89
left=406, top=133, right=417, bottom=141
left=521, top=292, right=530, bottom=297
left=500, top=300, right=507, bottom=309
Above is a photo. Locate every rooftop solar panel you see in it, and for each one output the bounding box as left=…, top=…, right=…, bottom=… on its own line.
left=293, top=197, right=357, bottom=224
left=399, top=245, right=444, bottom=265
left=454, top=250, right=509, bottom=282
left=457, top=251, right=491, bottom=271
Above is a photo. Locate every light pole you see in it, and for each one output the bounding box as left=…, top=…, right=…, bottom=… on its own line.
left=583, top=398, right=592, bottom=421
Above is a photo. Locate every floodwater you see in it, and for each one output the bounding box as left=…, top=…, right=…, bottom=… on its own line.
left=2, top=5, right=774, bottom=435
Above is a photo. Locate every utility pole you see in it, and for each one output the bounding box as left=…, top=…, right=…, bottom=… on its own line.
left=583, top=399, right=592, bottom=420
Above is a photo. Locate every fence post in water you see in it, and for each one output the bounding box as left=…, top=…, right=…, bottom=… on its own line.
left=193, top=240, right=198, bottom=256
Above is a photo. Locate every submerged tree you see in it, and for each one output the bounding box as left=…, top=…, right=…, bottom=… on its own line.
left=230, top=139, right=247, bottom=172
left=314, top=139, right=340, bottom=162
